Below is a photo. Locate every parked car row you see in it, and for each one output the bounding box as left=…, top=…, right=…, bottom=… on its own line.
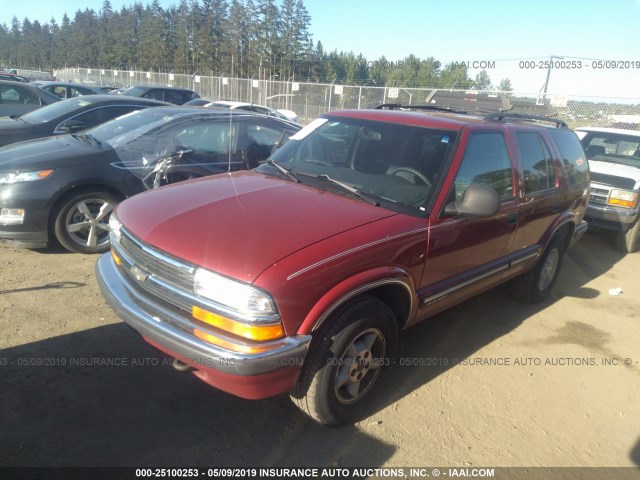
left=0, top=94, right=169, bottom=148
left=0, top=106, right=300, bottom=252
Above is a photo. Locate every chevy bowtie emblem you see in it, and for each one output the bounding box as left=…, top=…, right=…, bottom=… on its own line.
left=130, top=265, right=149, bottom=283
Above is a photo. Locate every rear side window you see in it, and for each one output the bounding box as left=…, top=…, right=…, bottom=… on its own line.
left=144, top=89, right=165, bottom=101
left=454, top=132, right=514, bottom=199
left=58, top=106, right=144, bottom=131
left=173, top=121, right=239, bottom=153
left=0, top=84, right=40, bottom=104
left=548, top=129, right=590, bottom=185
left=516, top=132, right=556, bottom=193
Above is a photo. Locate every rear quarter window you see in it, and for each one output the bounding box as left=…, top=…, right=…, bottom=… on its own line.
left=548, top=129, right=590, bottom=185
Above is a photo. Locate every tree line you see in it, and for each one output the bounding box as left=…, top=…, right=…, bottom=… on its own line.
left=0, top=0, right=512, bottom=90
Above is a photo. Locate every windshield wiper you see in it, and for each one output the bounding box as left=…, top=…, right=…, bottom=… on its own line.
left=316, top=174, right=380, bottom=206
left=266, top=159, right=299, bottom=183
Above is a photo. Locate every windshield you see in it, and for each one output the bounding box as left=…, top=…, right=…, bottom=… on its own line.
left=86, top=108, right=181, bottom=147
left=18, top=97, right=91, bottom=124
left=257, top=116, right=458, bottom=216
left=582, top=132, right=640, bottom=168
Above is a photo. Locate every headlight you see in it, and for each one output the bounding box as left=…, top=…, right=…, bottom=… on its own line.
left=608, top=189, right=638, bottom=208
left=194, top=268, right=277, bottom=317
left=109, top=212, right=122, bottom=244
left=0, top=169, right=54, bottom=185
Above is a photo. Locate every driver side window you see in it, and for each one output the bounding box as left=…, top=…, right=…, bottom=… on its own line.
left=173, top=122, right=239, bottom=153
left=452, top=132, right=514, bottom=201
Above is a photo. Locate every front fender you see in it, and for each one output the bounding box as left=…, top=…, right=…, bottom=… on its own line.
left=296, top=266, right=417, bottom=335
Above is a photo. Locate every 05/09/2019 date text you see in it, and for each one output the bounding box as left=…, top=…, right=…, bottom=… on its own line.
left=519, top=60, right=640, bottom=69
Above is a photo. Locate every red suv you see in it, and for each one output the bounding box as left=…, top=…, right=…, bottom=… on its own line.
left=97, top=107, right=589, bottom=425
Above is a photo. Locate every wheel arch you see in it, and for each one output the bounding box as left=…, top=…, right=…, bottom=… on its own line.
left=296, top=267, right=416, bottom=335
left=547, top=219, right=574, bottom=252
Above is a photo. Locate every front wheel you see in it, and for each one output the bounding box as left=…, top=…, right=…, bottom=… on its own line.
left=616, top=218, right=640, bottom=253
left=510, top=236, right=565, bottom=303
left=291, top=295, right=398, bottom=426
left=53, top=190, right=119, bottom=253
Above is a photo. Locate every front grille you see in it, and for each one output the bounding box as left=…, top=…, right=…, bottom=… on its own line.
left=113, top=228, right=199, bottom=314
left=117, top=229, right=196, bottom=292
left=590, top=186, right=610, bottom=205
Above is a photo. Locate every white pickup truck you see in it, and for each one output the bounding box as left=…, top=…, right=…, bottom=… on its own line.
left=575, top=127, right=640, bottom=252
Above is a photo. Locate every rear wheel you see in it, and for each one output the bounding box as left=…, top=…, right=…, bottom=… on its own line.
left=616, top=218, right=640, bottom=253
left=53, top=190, right=119, bottom=253
left=291, top=295, right=398, bottom=426
left=511, top=236, right=565, bottom=303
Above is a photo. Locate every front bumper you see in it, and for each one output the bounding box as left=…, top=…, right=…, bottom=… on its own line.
left=585, top=202, right=639, bottom=232
left=0, top=182, right=53, bottom=248
left=95, top=253, right=312, bottom=399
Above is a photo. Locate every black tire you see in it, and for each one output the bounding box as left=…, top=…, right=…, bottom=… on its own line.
left=291, top=295, right=398, bottom=426
left=616, top=218, right=640, bottom=253
left=510, top=236, right=565, bottom=303
left=53, top=190, right=119, bottom=254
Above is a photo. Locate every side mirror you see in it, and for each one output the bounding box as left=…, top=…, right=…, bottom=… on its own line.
left=58, top=120, right=87, bottom=133
left=444, top=184, right=500, bottom=217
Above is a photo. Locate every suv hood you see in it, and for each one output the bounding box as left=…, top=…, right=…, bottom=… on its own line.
left=116, top=171, right=397, bottom=282
left=589, top=159, right=640, bottom=187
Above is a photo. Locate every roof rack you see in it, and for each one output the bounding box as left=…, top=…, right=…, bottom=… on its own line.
left=484, top=112, right=567, bottom=128
left=375, top=103, right=484, bottom=114
left=374, top=89, right=559, bottom=118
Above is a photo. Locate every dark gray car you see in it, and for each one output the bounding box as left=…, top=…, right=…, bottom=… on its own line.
left=0, top=80, right=60, bottom=117
left=0, top=95, right=169, bottom=148
left=120, top=85, right=200, bottom=105
left=31, top=81, right=105, bottom=99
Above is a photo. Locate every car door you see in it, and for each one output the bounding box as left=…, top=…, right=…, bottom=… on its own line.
left=509, top=129, right=560, bottom=259
left=168, top=118, right=245, bottom=179
left=417, top=130, right=519, bottom=319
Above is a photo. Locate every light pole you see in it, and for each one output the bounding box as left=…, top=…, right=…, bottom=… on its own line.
left=541, top=55, right=563, bottom=102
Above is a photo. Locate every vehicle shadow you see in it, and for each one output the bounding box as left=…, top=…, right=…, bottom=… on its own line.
left=362, top=230, right=627, bottom=421
left=0, top=322, right=395, bottom=467
left=0, top=232, right=627, bottom=468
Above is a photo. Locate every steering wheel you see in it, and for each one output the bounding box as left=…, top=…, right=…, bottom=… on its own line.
left=390, top=167, right=432, bottom=187
left=297, top=136, right=332, bottom=165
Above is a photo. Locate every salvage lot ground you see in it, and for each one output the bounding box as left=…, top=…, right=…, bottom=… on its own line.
left=0, top=232, right=639, bottom=470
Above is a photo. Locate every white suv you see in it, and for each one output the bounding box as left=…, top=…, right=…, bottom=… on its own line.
left=575, top=127, right=640, bottom=252
left=206, top=100, right=300, bottom=124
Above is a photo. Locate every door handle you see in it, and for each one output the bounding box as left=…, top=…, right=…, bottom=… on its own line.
left=507, top=214, right=518, bottom=226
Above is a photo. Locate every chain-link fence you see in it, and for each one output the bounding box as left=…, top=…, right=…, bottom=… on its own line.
left=55, top=67, right=640, bottom=130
